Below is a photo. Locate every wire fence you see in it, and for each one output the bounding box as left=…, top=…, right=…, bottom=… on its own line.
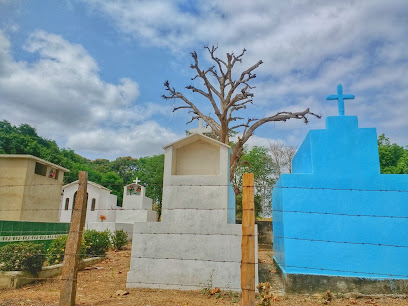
left=0, top=182, right=407, bottom=296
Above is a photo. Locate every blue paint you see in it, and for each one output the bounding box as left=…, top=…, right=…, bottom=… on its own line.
left=326, top=84, right=355, bottom=116
left=272, top=112, right=408, bottom=279
left=228, top=183, right=236, bottom=224
left=227, top=147, right=236, bottom=224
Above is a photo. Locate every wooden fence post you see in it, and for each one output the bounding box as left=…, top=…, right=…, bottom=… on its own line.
left=59, top=171, right=88, bottom=306
left=241, top=173, right=255, bottom=306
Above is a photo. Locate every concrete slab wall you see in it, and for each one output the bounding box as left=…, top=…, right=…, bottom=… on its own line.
left=273, top=115, right=408, bottom=284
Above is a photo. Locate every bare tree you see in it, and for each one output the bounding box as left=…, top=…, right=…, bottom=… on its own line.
left=163, top=46, right=320, bottom=184
left=269, top=142, right=297, bottom=177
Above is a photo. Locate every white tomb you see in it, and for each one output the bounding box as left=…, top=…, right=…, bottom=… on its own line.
left=116, top=178, right=157, bottom=223
left=60, top=180, right=118, bottom=225
left=60, top=179, right=157, bottom=237
left=87, top=178, right=157, bottom=237
left=127, top=133, right=258, bottom=291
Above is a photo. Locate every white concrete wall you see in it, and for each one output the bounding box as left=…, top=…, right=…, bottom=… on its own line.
left=122, top=185, right=153, bottom=210
left=127, top=134, right=258, bottom=291
left=59, top=182, right=117, bottom=225
left=173, top=139, right=220, bottom=175
left=117, top=185, right=156, bottom=223
left=127, top=222, right=258, bottom=291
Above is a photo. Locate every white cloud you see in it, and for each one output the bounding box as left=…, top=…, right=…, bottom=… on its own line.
left=81, top=0, right=408, bottom=147
left=0, top=30, right=177, bottom=158
left=66, top=121, right=181, bottom=158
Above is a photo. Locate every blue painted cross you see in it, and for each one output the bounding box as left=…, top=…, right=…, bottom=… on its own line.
left=326, top=84, right=355, bottom=116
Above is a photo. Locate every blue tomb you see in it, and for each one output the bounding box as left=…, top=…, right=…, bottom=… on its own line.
left=272, top=85, right=408, bottom=285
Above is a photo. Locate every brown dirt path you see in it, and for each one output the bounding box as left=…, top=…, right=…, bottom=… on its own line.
left=1, top=244, right=407, bottom=305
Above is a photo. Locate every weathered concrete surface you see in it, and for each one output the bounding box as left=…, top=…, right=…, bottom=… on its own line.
left=237, top=219, right=273, bottom=249
left=127, top=219, right=258, bottom=291
left=0, top=256, right=105, bottom=288
left=274, top=258, right=408, bottom=294
left=127, top=134, right=259, bottom=291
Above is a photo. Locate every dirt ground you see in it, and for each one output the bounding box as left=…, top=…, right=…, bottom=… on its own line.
left=1, top=245, right=407, bottom=305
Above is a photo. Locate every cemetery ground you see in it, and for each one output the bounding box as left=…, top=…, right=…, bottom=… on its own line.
left=0, top=244, right=407, bottom=305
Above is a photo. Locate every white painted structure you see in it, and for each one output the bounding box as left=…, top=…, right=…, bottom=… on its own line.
left=82, top=178, right=157, bottom=237
left=59, top=180, right=117, bottom=225
left=116, top=179, right=157, bottom=223
left=127, top=133, right=258, bottom=291
left=187, top=118, right=212, bottom=135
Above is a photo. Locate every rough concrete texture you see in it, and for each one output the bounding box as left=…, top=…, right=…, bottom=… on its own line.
left=274, top=258, right=408, bottom=294
left=127, top=191, right=259, bottom=291
left=127, top=134, right=259, bottom=291
left=115, top=209, right=156, bottom=223
left=237, top=219, right=273, bottom=249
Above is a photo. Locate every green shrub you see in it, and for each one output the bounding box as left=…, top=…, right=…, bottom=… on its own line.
left=111, top=230, right=128, bottom=250
left=83, top=229, right=111, bottom=257
left=46, top=235, right=86, bottom=265
left=0, top=242, right=45, bottom=275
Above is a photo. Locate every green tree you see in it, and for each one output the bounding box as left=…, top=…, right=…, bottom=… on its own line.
left=134, top=155, right=164, bottom=218
left=234, top=146, right=276, bottom=218
left=378, top=134, right=408, bottom=174
left=110, top=156, right=138, bottom=184
left=101, top=172, right=124, bottom=206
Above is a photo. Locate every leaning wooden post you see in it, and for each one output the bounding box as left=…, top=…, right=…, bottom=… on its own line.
left=59, top=171, right=88, bottom=306
left=241, top=173, right=255, bottom=306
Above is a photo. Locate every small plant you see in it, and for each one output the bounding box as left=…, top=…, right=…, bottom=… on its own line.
left=83, top=229, right=111, bottom=257
left=46, top=235, right=86, bottom=265
left=201, top=269, right=215, bottom=295
left=111, top=230, right=128, bottom=250
left=99, top=214, right=106, bottom=222
left=0, top=242, right=45, bottom=275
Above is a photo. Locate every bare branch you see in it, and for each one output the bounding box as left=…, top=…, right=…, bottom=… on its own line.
left=225, top=60, right=263, bottom=107
left=229, top=123, right=249, bottom=130
left=189, top=51, right=223, bottom=116
left=186, top=85, right=210, bottom=99
left=205, top=45, right=227, bottom=76
left=172, top=105, right=192, bottom=112
left=186, top=116, right=200, bottom=125
left=162, top=47, right=321, bottom=185
left=241, top=109, right=321, bottom=145
left=231, top=48, right=246, bottom=66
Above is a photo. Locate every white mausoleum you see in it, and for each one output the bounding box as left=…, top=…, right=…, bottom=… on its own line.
left=83, top=178, right=157, bottom=237
left=127, top=133, right=258, bottom=291
left=116, top=179, right=157, bottom=223
left=59, top=180, right=117, bottom=225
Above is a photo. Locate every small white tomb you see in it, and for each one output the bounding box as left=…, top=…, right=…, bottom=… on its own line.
left=116, top=178, right=157, bottom=223
left=60, top=180, right=117, bottom=225
left=127, top=133, right=258, bottom=291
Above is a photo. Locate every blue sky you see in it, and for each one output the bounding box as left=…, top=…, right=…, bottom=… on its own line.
left=1, top=0, right=407, bottom=160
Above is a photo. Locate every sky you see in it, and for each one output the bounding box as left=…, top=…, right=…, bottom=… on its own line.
left=0, top=0, right=407, bottom=161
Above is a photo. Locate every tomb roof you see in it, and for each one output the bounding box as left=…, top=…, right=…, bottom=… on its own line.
left=63, top=180, right=111, bottom=191
left=163, top=133, right=230, bottom=150
left=0, top=154, right=70, bottom=172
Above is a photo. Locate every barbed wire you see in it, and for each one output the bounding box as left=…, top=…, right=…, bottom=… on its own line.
left=0, top=231, right=255, bottom=237
left=273, top=236, right=408, bottom=249
left=1, top=182, right=407, bottom=193
left=1, top=232, right=407, bottom=250
left=0, top=207, right=245, bottom=212
left=4, top=257, right=408, bottom=282
left=2, top=275, right=251, bottom=290
left=0, top=207, right=406, bottom=220
left=271, top=209, right=408, bottom=219
left=279, top=264, right=408, bottom=279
